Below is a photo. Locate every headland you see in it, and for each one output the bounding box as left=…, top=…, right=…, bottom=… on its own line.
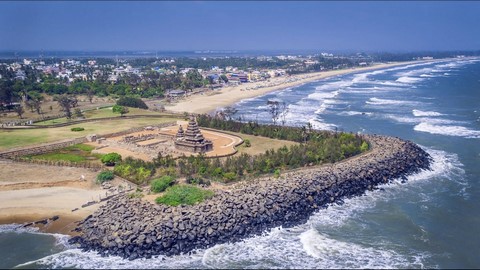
left=69, top=134, right=431, bottom=259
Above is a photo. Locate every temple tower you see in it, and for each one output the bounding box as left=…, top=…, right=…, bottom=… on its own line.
left=174, top=116, right=213, bottom=153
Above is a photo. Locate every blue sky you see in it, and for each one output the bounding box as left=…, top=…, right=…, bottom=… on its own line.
left=1, top=1, right=479, bottom=52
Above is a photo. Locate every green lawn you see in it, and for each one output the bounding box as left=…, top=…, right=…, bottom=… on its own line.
left=27, top=152, right=88, bottom=163
left=0, top=117, right=179, bottom=150
left=34, top=107, right=168, bottom=126
left=23, top=143, right=102, bottom=163
left=210, top=130, right=298, bottom=156
left=155, top=184, right=214, bottom=206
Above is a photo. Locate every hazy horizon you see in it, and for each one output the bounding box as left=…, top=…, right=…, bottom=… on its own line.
left=1, top=1, right=479, bottom=52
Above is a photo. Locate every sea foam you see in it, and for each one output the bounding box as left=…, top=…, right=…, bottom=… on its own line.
left=412, top=109, right=444, bottom=117
left=414, top=123, right=480, bottom=138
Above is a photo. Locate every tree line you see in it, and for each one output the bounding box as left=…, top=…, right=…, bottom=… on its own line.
left=111, top=117, right=369, bottom=185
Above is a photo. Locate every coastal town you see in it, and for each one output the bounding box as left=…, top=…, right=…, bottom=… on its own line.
left=0, top=51, right=457, bottom=126
left=2, top=0, right=480, bottom=268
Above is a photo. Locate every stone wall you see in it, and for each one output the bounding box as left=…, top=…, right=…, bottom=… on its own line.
left=1, top=115, right=179, bottom=129
left=0, top=138, right=88, bottom=159
left=69, top=134, right=432, bottom=260
left=0, top=122, right=176, bottom=160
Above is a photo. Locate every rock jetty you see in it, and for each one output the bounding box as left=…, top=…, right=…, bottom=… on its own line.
left=69, top=134, right=432, bottom=260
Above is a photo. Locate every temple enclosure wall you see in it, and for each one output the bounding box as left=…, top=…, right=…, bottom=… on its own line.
left=0, top=122, right=176, bottom=159
left=70, top=134, right=432, bottom=260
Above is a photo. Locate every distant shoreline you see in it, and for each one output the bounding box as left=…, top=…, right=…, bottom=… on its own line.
left=165, top=60, right=430, bottom=115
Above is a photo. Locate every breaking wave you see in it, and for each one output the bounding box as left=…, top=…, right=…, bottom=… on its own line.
left=414, top=122, right=480, bottom=138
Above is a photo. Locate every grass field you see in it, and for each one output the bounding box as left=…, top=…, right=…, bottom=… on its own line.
left=23, top=143, right=101, bottom=163
left=33, top=107, right=169, bottom=126
left=0, top=117, right=180, bottom=151
left=219, top=131, right=299, bottom=155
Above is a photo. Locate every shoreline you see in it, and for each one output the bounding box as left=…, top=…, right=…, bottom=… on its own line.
left=0, top=160, right=108, bottom=236
left=70, top=134, right=432, bottom=259
left=165, top=60, right=428, bottom=114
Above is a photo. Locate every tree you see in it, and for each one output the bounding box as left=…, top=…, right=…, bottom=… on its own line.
left=220, top=74, right=228, bottom=83
left=220, top=106, right=238, bottom=121
left=57, top=94, right=77, bottom=119
left=267, top=99, right=281, bottom=125
left=86, top=88, right=95, bottom=103
left=74, top=108, right=84, bottom=118
left=116, top=96, right=148, bottom=109
left=112, top=104, right=129, bottom=117
left=27, top=91, right=44, bottom=115
left=101, top=152, right=122, bottom=166
left=14, top=105, right=24, bottom=119
left=280, top=101, right=289, bottom=126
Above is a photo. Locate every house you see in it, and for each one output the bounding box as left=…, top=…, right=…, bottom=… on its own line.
left=166, top=89, right=186, bottom=98
left=15, top=70, right=26, bottom=80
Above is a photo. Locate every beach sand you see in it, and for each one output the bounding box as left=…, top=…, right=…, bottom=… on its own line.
left=165, top=61, right=422, bottom=114
left=0, top=160, right=107, bottom=235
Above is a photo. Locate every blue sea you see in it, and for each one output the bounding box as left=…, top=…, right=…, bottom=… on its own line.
left=1, top=58, right=479, bottom=269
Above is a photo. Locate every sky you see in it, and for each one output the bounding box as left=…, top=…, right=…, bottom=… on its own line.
left=0, top=1, right=479, bottom=52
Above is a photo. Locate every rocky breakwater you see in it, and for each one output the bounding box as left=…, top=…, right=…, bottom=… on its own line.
left=69, top=134, right=432, bottom=260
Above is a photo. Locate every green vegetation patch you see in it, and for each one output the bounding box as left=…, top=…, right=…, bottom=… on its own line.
left=71, top=127, right=85, bottom=132
left=64, top=143, right=95, bottom=152
left=155, top=184, right=214, bottom=206
left=113, top=157, right=156, bottom=185
left=96, top=170, right=114, bottom=184
left=150, top=175, right=176, bottom=193
left=116, top=96, right=148, bottom=109
left=23, top=143, right=101, bottom=163
left=101, top=152, right=122, bottom=166
left=27, top=152, right=86, bottom=163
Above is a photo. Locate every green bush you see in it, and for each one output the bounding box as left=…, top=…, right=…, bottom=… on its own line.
left=128, top=192, right=144, bottom=199
left=101, top=152, right=122, bottom=166
left=71, top=127, right=85, bottom=132
left=96, top=170, right=114, bottom=184
left=112, top=105, right=129, bottom=116
left=360, top=141, right=369, bottom=152
left=244, top=139, right=251, bottom=147
left=150, top=175, right=175, bottom=193
left=155, top=185, right=214, bottom=206
left=113, top=157, right=155, bottom=185
left=223, top=172, right=237, bottom=182
left=116, top=96, right=148, bottom=109
left=273, top=169, right=281, bottom=178
left=186, top=175, right=211, bottom=186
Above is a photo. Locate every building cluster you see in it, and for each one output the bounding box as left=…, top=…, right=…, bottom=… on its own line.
left=0, top=51, right=372, bottom=92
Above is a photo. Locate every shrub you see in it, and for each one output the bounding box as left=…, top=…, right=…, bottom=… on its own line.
left=96, top=170, right=114, bottom=184
left=186, top=175, right=211, bottom=186
left=101, top=152, right=122, bottom=166
left=222, top=172, right=237, bottom=182
left=274, top=169, right=281, bottom=178
left=116, top=96, right=148, bottom=109
left=128, top=192, right=144, bottom=199
left=155, top=185, right=214, bottom=206
left=360, top=141, right=369, bottom=152
left=244, top=139, right=251, bottom=147
left=112, top=105, right=129, bottom=116
left=71, top=127, right=85, bottom=132
left=113, top=157, right=155, bottom=185
left=150, top=175, right=175, bottom=193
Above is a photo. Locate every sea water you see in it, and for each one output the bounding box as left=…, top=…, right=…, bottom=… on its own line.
left=1, top=58, right=479, bottom=269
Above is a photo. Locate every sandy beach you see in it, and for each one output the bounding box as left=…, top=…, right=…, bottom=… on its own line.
left=166, top=61, right=422, bottom=114
left=0, top=160, right=115, bottom=235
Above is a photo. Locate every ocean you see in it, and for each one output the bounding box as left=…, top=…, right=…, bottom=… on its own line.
left=1, top=58, right=479, bottom=269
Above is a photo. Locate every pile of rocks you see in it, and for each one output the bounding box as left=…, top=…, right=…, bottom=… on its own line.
left=69, top=134, right=432, bottom=260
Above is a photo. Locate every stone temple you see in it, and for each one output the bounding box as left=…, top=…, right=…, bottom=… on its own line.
left=174, top=117, right=213, bottom=153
